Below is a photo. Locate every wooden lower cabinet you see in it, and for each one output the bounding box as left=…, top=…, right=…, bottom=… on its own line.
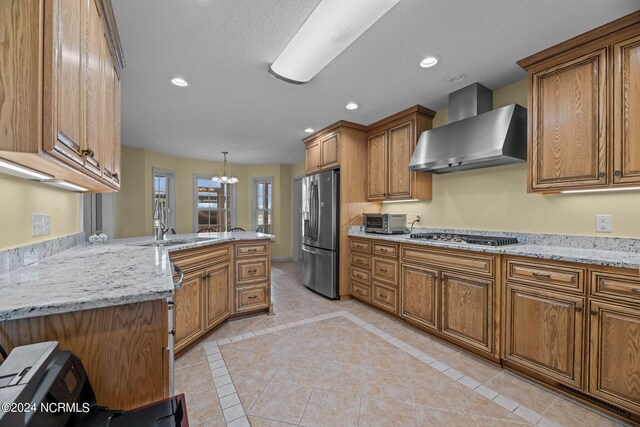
left=205, top=262, right=231, bottom=329
left=174, top=273, right=205, bottom=352
left=371, top=282, right=398, bottom=314
left=589, top=300, right=640, bottom=414
left=351, top=281, right=371, bottom=301
left=235, top=283, right=269, bottom=313
left=400, top=264, right=438, bottom=332
left=504, top=282, right=584, bottom=388
left=441, top=272, right=494, bottom=353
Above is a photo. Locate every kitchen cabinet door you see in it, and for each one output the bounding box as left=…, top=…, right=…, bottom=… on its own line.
left=613, top=34, right=640, bottom=185
left=530, top=49, right=608, bottom=191
left=440, top=272, right=493, bottom=354
left=83, top=0, right=103, bottom=177
left=112, top=71, right=121, bottom=185
left=504, top=282, right=584, bottom=388
left=204, top=262, right=231, bottom=329
left=367, top=131, right=387, bottom=200
left=174, top=274, right=204, bottom=352
left=45, top=0, right=85, bottom=167
left=321, top=133, right=339, bottom=169
left=588, top=300, right=640, bottom=413
left=387, top=121, right=414, bottom=199
left=401, top=264, right=438, bottom=332
left=305, top=140, right=321, bottom=174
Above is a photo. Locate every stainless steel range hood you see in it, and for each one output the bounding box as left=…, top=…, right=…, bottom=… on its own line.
left=409, top=83, right=527, bottom=173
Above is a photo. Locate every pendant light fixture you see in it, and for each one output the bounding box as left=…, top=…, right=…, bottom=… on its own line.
left=211, top=152, right=238, bottom=184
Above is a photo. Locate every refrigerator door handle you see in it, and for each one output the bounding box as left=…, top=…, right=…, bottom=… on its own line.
left=301, top=246, right=332, bottom=256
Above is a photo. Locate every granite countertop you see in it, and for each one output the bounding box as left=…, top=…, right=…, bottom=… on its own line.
left=0, top=232, right=273, bottom=322
left=347, top=230, right=640, bottom=269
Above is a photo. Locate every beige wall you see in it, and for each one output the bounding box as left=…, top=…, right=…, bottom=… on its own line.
left=0, top=174, right=81, bottom=250
left=115, top=147, right=298, bottom=258
left=382, top=79, right=640, bottom=238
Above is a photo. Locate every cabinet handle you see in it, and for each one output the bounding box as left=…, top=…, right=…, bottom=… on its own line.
left=82, top=148, right=95, bottom=157
left=632, top=289, right=640, bottom=293
left=379, top=269, right=388, bottom=273
left=247, top=248, right=258, bottom=252
left=248, top=269, right=258, bottom=273
left=614, top=170, right=622, bottom=176
left=598, top=171, right=605, bottom=178
left=590, top=310, right=598, bottom=316
left=531, top=272, right=551, bottom=278
left=379, top=293, right=386, bottom=298
left=248, top=295, right=257, bottom=300
left=575, top=307, right=582, bottom=312
left=113, top=172, right=119, bottom=181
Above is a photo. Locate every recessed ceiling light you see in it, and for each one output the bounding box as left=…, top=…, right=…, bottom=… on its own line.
left=268, top=0, right=400, bottom=84
left=170, top=77, right=189, bottom=87
left=419, top=56, right=439, bottom=68
left=346, top=102, right=359, bottom=110
left=449, top=73, right=466, bottom=83
left=304, top=128, right=314, bottom=133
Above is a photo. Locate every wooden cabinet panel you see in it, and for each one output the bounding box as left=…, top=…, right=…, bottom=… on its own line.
left=387, top=121, right=413, bottom=199
left=351, top=281, right=371, bottom=301
left=613, top=34, right=640, bottom=185
left=170, top=244, right=231, bottom=274
left=371, top=282, right=398, bottom=314
left=98, top=32, right=114, bottom=180
left=174, top=274, right=204, bottom=352
left=402, top=245, right=494, bottom=276
left=531, top=49, right=608, bottom=190
left=47, top=0, right=85, bottom=166
left=372, top=257, right=398, bottom=285
left=350, top=266, right=371, bottom=284
left=83, top=0, right=103, bottom=177
left=236, top=242, right=269, bottom=257
left=504, top=282, right=584, bottom=387
left=589, top=300, right=640, bottom=413
left=350, top=239, right=372, bottom=253
left=235, top=258, right=269, bottom=285
left=506, top=259, right=585, bottom=293
left=351, top=253, right=371, bottom=269
left=321, top=134, right=339, bottom=169
left=440, top=272, right=493, bottom=353
left=591, top=270, right=640, bottom=304
left=372, top=242, right=398, bottom=258
left=367, top=131, right=387, bottom=200
left=204, top=263, right=230, bottom=329
left=112, top=71, right=121, bottom=185
left=401, top=264, right=438, bottom=332
left=235, top=283, right=269, bottom=313
left=305, top=140, right=321, bottom=174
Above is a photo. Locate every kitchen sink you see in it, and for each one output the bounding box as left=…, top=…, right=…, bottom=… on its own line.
left=131, top=237, right=217, bottom=247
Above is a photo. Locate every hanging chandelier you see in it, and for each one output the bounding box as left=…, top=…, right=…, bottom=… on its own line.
left=211, top=151, right=239, bottom=184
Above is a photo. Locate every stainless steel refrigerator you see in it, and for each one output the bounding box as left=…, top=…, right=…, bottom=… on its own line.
left=301, top=170, right=339, bottom=299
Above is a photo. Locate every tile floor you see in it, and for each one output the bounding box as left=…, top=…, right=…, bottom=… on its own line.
left=175, top=261, right=630, bottom=427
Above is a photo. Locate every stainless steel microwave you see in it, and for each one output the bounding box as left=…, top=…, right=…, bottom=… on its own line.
left=364, top=213, right=407, bottom=234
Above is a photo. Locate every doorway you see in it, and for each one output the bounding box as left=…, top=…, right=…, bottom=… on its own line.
left=292, top=177, right=303, bottom=261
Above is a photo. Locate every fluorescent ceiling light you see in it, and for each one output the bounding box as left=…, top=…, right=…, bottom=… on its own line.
left=420, top=56, right=439, bottom=68
left=345, top=102, right=359, bottom=110
left=170, top=77, right=189, bottom=87
left=304, top=128, right=314, bottom=133
left=269, top=0, right=400, bottom=84
left=44, top=180, right=89, bottom=192
left=0, top=159, right=53, bottom=181
left=561, top=187, right=640, bottom=194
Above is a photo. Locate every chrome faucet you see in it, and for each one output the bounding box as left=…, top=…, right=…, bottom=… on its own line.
left=153, top=198, right=170, bottom=241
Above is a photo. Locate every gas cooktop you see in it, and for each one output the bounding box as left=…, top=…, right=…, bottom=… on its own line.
left=409, top=233, right=518, bottom=246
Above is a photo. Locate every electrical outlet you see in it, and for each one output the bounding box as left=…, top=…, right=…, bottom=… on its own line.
left=406, top=214, right=421, bottom=225
left=596, top=215, right=612, bottom=233
left=415, top=214, right=422, bottom=223
left=43, top=214, right=51, bottom=236
left=32, top=213, right=44, bottom=236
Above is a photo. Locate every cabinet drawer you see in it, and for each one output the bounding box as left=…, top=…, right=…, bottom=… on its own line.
left=350, top=239, right=372, bottom=253
left=506, top=259, right=584, bottom=293
left=235, top=283, right=269, bottom=313
left=235, top=258, right=269, bottom=285
left=351, top=281, right=371, bottom=301
left=351, top=253, right=371, bottom=269
left=350, top=266, right=371, bottom=284
left=402, top=245, right=495, bottom=276
left=372, top=257, right=398, bottom=285
left=371, top=282, right=398, bottom=314
left=373, top=242, right=398, bottom=258
left=591, top=270, right=640, bottom=304
left=170, top=244, right=231, bottom=273
left=236, top=242, right=269, bottom=257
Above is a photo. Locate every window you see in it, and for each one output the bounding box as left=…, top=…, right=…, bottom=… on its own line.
left=152, top=168, right=176, bottom=232
left=253, top=177, right=273, bottom=234
left=194, top=175, right=236, bottom=232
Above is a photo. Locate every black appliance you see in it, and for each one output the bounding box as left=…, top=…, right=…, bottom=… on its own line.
left=409, top=232, right=518, bottom=246
left=0, top=341, right=188, bottom=427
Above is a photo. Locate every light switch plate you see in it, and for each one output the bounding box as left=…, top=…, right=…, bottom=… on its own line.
left=596, top=215, right=612, bottom=233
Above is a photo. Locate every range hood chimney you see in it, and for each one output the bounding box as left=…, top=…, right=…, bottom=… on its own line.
left=409, top=83, right=527, bottom=173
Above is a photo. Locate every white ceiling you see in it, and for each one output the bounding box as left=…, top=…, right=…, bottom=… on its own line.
left=112, top=0, right=639, bottom=165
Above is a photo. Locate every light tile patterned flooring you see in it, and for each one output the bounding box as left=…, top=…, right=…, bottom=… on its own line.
left=175, top=262, right=630, bottom=427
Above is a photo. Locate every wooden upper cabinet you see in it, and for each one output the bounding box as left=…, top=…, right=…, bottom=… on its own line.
left=304, top=132, right=340, bottom=174
left=367, top=131, right=387, bottom=200
left=613, top=34, right=640, bottom=185
left=305, top=140, right=321, bottom=174
left=530, top=50, right=607, bottom=190
left=519, top=12, right=640, bottom=192
left=366, top=106, right=435, bottom=201
left=320, top=134, right=339, bottom=169
left=0, top=0, right=124, bottom=192
left=401, top=264, right=438, bottom=332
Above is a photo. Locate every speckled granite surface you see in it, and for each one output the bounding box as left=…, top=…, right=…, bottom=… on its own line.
left=0, top=232, right=273, bottom=322
left=0, top=232, right=86, bottom=274
left=348, top=227, right=640, bottom=269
